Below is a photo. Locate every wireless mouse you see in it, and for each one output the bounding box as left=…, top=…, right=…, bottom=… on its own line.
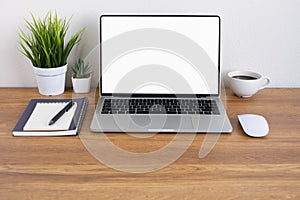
left=237, top=114, right=269, bottom=137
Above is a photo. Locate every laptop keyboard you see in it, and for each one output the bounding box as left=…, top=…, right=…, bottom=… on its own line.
left=101, top=98, right=220, bottom=115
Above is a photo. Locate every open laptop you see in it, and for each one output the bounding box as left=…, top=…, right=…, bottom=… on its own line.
left=90, top=15, right=232, bottom=133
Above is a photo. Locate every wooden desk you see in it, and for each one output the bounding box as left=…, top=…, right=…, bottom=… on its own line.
left=0, top=88, right=299, bottom=199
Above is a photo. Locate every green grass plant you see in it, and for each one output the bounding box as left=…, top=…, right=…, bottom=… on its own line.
left=19, top=12, right=83, bottom=68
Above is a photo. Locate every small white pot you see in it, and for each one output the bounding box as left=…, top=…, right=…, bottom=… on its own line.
left=32, top=64, right=67, bottom=96
left=71, top=75, right=91, bottom=93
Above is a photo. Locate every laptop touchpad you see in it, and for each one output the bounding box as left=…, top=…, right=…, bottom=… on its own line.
left=129, top=115, right=194, bottom=132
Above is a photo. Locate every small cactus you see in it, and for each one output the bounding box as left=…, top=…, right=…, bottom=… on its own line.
left=72, top=59, right=92, bottom=78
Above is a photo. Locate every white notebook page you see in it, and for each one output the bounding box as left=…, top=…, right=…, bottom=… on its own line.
left=23, top=102, right=77, bottom=131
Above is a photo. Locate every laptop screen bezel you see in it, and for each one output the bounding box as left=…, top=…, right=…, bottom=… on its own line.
left=99, top=14, right=221, bottom=98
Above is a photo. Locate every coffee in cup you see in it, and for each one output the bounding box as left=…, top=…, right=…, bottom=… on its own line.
left=228, top=71, right=270, bottom=98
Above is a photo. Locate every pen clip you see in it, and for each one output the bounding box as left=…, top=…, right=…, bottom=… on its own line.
left=48, top=101, right=74, bottom=126
left=66, top=102, right=74, bottom=112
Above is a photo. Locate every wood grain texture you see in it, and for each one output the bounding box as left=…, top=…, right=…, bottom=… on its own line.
left=0, top=88, right=299, bottom=200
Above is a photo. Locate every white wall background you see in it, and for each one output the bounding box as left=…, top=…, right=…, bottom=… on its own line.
left=0, top=0, right=299, bottom=88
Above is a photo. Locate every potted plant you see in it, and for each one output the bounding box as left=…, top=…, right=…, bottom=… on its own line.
left=71, top=59, right=92, bottom=93
left=19, top=12, right=83, bottom=96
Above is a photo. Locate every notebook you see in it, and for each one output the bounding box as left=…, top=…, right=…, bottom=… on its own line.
left=23, top=102, right=77, bottom=131
left=13, top=98, right=88, bottom=136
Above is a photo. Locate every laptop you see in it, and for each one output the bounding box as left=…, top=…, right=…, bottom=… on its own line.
left=90, top=15, right=232, bottom=133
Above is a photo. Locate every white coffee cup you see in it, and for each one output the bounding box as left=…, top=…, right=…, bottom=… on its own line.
left=227, top=71, right=270, bottom=98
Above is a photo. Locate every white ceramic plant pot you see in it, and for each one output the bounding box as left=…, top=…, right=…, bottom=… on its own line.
left=71, top=75, right=91, bottom=93
left=32, top=64, right=67, bottom=96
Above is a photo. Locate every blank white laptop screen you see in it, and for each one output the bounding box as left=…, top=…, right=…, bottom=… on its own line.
left=100, top=15, right=220, bottom=96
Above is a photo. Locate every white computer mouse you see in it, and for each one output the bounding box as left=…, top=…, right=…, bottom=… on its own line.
left=237, top=114, right=269, bottom=137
